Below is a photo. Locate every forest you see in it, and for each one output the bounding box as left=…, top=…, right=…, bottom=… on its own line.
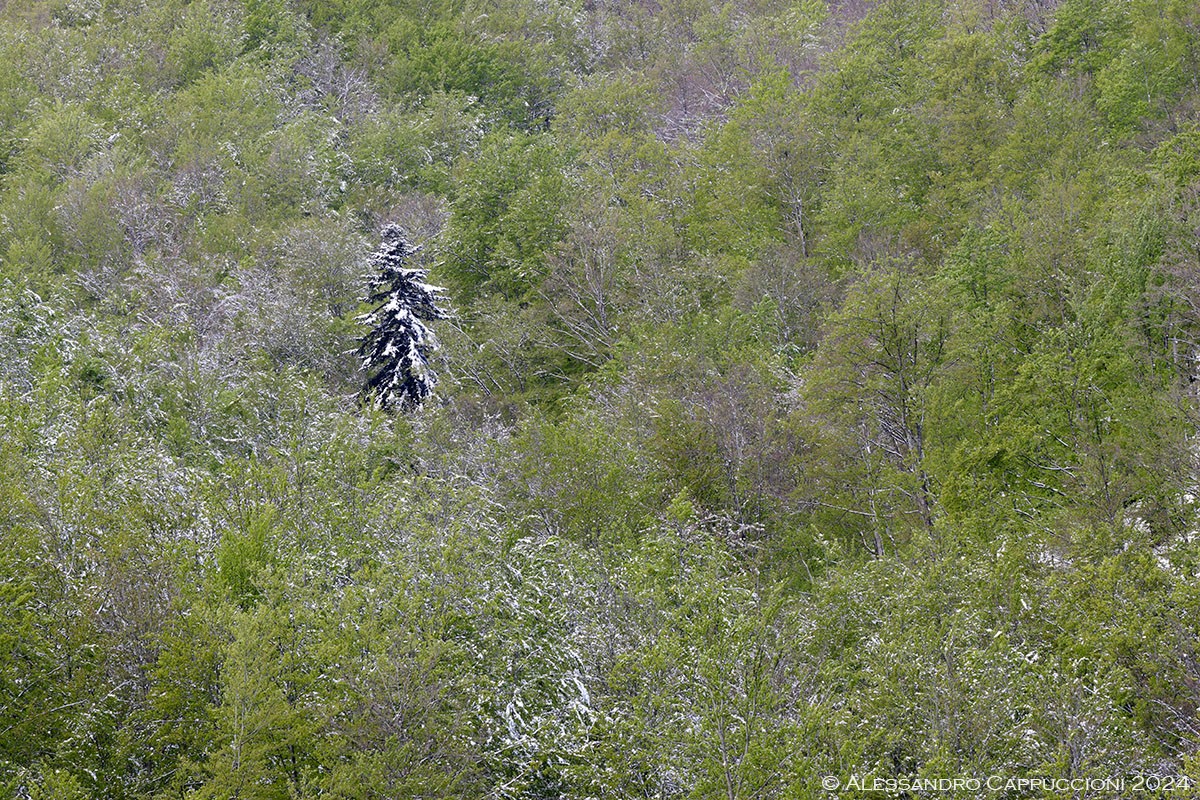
left=1, top=0, right=1199, bottom=796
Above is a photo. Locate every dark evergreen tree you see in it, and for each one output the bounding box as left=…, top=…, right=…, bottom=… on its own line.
left=357, top=225, right=449, bottom=411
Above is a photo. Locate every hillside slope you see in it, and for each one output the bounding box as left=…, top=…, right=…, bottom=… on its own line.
left=1, top=0, right=1199, bottom=796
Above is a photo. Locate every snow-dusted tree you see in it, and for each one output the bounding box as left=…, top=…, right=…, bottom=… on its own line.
left=357, top=225, right=448, bottom=411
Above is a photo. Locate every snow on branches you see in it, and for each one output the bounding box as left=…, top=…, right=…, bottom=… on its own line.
left=357, top=224, right=448, bottom=411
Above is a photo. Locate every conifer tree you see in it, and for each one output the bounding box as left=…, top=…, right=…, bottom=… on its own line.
left=357, top=225, right=449, bottom=411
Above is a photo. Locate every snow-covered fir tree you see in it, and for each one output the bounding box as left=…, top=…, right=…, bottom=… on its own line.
left=357, top=224, right=449, bottom=411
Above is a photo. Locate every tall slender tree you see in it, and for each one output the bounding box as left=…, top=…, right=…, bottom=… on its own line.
left=357, top=225, right=449, bottom=411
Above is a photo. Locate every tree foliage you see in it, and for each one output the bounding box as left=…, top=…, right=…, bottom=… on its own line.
left=2, top=0, right=1200, bottom=795
left=357, top=224, right=449, bottom=411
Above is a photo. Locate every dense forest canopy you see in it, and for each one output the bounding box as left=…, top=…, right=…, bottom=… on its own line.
left=1, top=0, right=1199, bottom=796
